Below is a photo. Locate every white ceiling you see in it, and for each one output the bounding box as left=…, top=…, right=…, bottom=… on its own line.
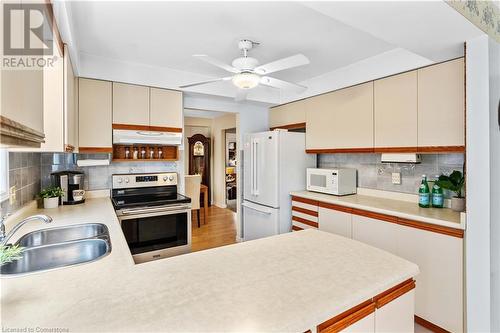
left=56, top=1, right=484, bottom=105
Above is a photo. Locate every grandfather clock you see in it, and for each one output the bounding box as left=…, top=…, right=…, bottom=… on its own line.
left=188, top=134, right=211, bottom=205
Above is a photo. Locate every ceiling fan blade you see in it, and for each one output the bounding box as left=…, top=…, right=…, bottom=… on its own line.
left=179, top=77, right=232, bottom=89
left=235, top=89, right=248, bottom=102
left=254, top=54, right=310, bottom=75
left=193, top=55, right=239, bottom=74
left=260, top=76, right=307, bottom=93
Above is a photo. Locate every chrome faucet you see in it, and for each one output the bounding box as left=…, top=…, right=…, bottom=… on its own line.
left=0, top=214, right=53, bottom=246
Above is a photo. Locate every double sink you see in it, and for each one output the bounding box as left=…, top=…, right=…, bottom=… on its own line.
left=1, top=223, right=111, bottom=276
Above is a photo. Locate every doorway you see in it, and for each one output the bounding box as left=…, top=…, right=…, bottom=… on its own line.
left=225, top=128, right=237, bottom=212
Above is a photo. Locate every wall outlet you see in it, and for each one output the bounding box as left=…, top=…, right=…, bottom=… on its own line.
left=9, top=186, right=16, bottom=205
left=392, top=172, right=401, bottom=185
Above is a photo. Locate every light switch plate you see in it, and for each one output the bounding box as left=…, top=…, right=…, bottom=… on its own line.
left=392, top=172, right=401, bottom=185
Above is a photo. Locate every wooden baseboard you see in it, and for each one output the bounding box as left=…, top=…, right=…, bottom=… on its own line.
left=414, top=315, right=451, bottom=333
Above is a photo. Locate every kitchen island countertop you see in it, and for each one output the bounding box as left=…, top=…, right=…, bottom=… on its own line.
left=1, top=198, right=418, bottom=332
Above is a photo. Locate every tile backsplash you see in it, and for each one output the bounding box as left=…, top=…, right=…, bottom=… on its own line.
left=318, top=153, right=465, bottom=196
left=40, top=153, right=181, bottom=191
left=1, top=152, right=41, bottom=214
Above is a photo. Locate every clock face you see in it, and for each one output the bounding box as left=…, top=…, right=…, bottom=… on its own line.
left=193, top=141, right=205, bottom=156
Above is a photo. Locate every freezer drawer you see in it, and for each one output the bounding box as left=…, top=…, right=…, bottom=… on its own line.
left=243, top=201, right=279, bottom=241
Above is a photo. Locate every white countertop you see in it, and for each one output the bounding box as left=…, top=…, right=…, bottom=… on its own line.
left=290, top=190, right=464, bottom=230
left=1, top=198, right=418, bottom=332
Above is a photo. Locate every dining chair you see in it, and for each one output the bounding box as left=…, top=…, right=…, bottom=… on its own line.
left=184, top=175, right=202, bottom=227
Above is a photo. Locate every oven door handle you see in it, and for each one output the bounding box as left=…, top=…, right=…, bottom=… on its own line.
left=120, top=205, right=190, bottom=215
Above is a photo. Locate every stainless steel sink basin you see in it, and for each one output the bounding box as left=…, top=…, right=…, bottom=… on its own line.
left=1, top=239, right=111, bottom=275
left=16, top=223, right=109, bottom=247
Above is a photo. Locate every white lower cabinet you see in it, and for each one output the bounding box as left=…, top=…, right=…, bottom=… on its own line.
left=352, top=215, right=399, bottom=255
left=375, top=290, right=415, bottom=333
left=318, top=207, right=352, bottom=238
left=341, top=313, right=375, bottom=333
left=397, top=225, right=463, bottom=332
left=314, top=204, right=463, bottom=332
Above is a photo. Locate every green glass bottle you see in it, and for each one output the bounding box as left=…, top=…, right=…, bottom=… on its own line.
left=431, top=175, right=444, bottom=208
left=418, top=175, right=430, bottom=208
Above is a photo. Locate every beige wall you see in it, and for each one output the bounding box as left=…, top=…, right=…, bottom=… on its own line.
left=211, top=113, right=236, bottom=208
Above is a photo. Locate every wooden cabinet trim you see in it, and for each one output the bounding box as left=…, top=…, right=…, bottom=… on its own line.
left=270, top=122, right=306, bottom=131
left=306, top=148, right=374, bottom=154
left=292, top=225, right=304, bottom=231
left=292, top=216, right=319, bottom=228
left=374, top=147, right=418, bottom=153
left=79, top=147, right=113, bottom=153
left=291, top=196, right=319, bottom=206
left=374, top=278, right=415, bottom=309
left=417, top=146, right=465, bottom=153
left=112, top=123, right=183, bottom=133
left=317, top=299, right=375, bottom=333
left=292, top=206, right=319, bottom=217
left=414, top=316, right=451, bottom=333
left=307, top=146, right=465, bottom=154
left=351, top=208, right=397, bottom=223
left=397, top=217, right=464, bottom=238
left=319, top=202, right=353, bottom=214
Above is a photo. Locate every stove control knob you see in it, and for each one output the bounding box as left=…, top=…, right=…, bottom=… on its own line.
left=117, top=177, right=123, bottom=184
left=124, top=178, right=129, bottom=183
left=163, top=176, right=168, bottom=182
left=168, top=176, right=174, bottom=181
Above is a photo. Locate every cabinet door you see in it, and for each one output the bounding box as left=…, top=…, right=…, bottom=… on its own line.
left=318, top=207, right=352, bottom=238
left=1, top=3, right=44, bottom=137
left=352, top=215, right=399, bottom=254
left=149, top=88, right=182, bottom=129
left=306, top=82, right=373, bottom=150
left=397, top=226, right=463, bottom=332
left=64, top=46, right=78, bottom=150
left=78, top=78, right=112, bottom=149
left=340, top=312, right=375, bottom=333
left=375, top=290, right=415, bottom=333
left=418, top=58, right=465, bottom=147
left=374, top=71, right=417, bottom=148
left=112, top=82, right=149, bottom=126
left=269, top=99, right=308, bottom=129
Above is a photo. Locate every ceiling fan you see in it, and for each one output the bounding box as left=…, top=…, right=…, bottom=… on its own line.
left=179, top=39, right=310, bottom=101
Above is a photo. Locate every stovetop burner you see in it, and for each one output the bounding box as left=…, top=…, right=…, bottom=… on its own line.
left=110, top=172, right=191, bottom=211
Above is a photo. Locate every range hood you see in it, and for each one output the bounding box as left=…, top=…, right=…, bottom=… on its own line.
left=113, top=129, right=182, bottom=145
left=381, top=153, right=421, bottom=164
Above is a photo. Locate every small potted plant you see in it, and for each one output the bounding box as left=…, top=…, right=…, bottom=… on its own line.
left=0, top=244, right=24, bottom=266
left=436, top=170, right=465, bottom=212
left=39, top=186, right=64, bottom=209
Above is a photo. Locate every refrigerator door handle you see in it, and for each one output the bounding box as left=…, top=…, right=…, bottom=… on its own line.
left=242, top=202, right=272, bottom=214
left=253, top=139, right=259, bottom=196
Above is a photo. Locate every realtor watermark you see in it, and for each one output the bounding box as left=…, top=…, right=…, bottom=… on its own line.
left=1, top=327, right=69, bottom=333
left=2, top=3, right=57, bottom=69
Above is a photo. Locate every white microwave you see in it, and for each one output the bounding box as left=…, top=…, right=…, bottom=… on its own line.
left=306, top=168, right=357, bottom=196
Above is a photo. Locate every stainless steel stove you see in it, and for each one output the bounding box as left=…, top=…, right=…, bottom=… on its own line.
left=111, top=172, right=191, bottom=263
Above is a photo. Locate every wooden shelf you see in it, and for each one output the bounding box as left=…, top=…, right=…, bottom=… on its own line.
left=112, top=158, right=177, bottom=162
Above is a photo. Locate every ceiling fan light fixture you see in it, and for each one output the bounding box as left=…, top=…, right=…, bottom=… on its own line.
left=232, top=72, right=260, bottom=89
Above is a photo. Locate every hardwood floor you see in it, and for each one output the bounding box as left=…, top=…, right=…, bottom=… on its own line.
left=191, top=206, right=237, bottom=252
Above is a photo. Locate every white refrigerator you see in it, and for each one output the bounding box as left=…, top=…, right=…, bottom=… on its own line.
left=242, top=131, right=316, bottom=241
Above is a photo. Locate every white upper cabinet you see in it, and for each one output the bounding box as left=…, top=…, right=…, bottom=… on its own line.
left=150, top=88, right=183, bottom=129
left=418, top=58, right=465, bottom=147
left=306, top=82, right=374, bottom=151
left=79, top=78, right=112, bottom=149
left=269, top=99, right=308, bottom=129
left=112, top=83, right=150, bottom=126
left=374, top=71, right=418, bottom=148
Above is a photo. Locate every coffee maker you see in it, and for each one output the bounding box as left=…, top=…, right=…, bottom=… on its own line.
left=51, top=171, right=85, bottom=205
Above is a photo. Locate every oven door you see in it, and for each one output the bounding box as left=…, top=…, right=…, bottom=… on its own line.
left=118, top=206, right=191, bottom=263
